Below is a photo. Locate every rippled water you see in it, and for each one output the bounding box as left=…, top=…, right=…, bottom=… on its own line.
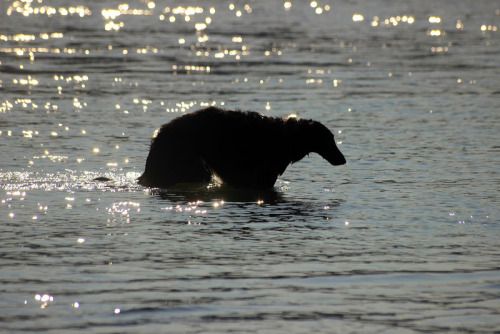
left=1, top=0, right=499, bottom=332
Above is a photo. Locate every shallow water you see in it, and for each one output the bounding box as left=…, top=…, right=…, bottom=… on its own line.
left=1, top=0, right=499, bottom=332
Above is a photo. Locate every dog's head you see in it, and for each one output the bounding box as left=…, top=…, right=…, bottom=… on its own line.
left=308, top=120, right=346, bottom=166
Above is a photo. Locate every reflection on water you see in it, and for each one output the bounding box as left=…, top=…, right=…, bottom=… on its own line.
left=1, top=0, right=500, bottom=332
left=152, top=184, right=285, bottom=205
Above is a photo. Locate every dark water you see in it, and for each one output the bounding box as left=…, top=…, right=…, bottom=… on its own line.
left=1, top=0, right=499, bottom=332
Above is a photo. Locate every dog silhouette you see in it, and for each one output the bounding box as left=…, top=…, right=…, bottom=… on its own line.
left=138, top=107, right=346, bottom=189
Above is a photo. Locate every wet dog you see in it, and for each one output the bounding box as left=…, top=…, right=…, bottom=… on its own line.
left=138, top=107, right=346, bottom=189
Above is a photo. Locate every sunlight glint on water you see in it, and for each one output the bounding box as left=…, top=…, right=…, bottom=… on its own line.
left=1, top=0, right=499, bottom=332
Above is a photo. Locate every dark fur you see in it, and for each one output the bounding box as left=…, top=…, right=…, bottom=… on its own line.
left=138, top=107, right=346, bottom=189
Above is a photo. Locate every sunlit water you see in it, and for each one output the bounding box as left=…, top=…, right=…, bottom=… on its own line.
left=1, top=0, right=499, bottom=332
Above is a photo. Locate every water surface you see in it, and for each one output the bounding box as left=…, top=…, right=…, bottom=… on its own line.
left=1, top=0, right=499, bottom=332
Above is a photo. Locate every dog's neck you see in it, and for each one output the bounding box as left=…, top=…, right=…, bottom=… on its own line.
left=284, top=118, right=311, bottom=163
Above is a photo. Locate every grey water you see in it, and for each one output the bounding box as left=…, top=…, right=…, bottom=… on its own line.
left=1, top=0, right=499, bottom=332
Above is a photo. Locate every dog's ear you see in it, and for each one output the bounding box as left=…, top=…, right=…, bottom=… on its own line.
left=283, top=117, right=309, bottom=163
